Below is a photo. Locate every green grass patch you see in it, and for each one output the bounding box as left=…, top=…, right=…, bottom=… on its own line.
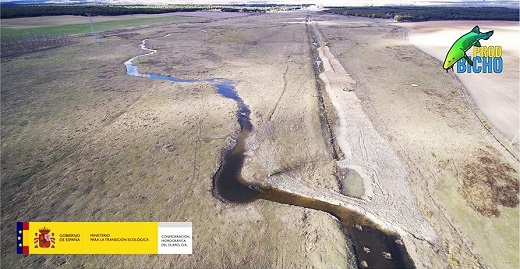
left=1, top=15, right=194, bottom=42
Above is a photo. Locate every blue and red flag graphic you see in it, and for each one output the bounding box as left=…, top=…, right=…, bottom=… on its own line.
left=16, top=222, right=29, bottom=255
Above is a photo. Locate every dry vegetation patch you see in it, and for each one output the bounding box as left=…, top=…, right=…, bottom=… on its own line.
left=459, top=148, right=519, bottom=217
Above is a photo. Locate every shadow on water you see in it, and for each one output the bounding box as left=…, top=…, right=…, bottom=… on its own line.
left=213, top=142, right=415, bottom=269
left=211, top=131, right=258, bottom=203
left=127, top=37, right=415, bottom=269
left=211, top=83, right=257, bottom=204
left=209, top=71, right=415, bottom=269
left=210, top=82, right=415, bottom=267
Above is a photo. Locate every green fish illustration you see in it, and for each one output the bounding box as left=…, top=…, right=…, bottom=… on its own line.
left=443, top=25, right=493, bottom=72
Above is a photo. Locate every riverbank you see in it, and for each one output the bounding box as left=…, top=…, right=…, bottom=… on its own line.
left=311, top=20, right=437, bottom=242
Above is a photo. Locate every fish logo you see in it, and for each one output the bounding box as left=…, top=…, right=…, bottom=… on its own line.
left=443, top=26, right=493, bottom=72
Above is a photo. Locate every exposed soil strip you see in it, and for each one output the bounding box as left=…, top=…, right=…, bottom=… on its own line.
left=309, top=20, right=437, bottom=243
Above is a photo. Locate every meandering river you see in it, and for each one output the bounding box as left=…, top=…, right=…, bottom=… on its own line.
left=125, top=34, right=414, bottom=269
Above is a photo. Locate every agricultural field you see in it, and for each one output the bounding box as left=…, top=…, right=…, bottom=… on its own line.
left=1, top=13, right=201, bottom=42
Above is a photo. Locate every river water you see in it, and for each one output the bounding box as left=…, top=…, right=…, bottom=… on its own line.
left=125, top=36, right=415, bottom=269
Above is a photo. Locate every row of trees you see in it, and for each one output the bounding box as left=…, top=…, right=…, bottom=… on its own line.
left=1, top=4, right=207, bottom=18
left=326, top=6, right=519, bottom=22
left=1, top=32, right=71, bottom=56
left=0, top=4, right=301, bottom=19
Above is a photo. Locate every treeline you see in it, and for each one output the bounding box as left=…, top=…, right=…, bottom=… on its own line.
left=222, top=3, right=302, bottom=12
left=325, top=6, right=519, bottom=22
left=1, top=32, right=71, bottom=56
left=0, top=4, right=300, bottom=19
left=1, top=4, right=206, bottom=18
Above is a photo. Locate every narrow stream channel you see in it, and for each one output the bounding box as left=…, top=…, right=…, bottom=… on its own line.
left=126, top=35, right=414, bottom=269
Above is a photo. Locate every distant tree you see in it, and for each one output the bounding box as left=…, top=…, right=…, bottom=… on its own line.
left=325, top=6, right=519, bottom=22
left=0, top=3, right=278, bottom=18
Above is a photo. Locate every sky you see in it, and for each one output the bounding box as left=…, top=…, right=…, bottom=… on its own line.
left=1, top=0, right=519, bottom=6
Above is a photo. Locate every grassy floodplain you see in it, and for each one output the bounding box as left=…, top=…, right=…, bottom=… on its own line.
left=1, top=5, right=518, bottom=269
left=1, top=10, right=352, bottom=269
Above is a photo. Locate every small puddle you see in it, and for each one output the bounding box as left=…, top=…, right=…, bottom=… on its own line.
left=126, top=35, right=414, bottom=269
left=338, top=167, right=365, bottom=198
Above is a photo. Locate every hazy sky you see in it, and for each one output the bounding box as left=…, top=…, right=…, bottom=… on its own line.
left=2, top=0, right=519, bottom=6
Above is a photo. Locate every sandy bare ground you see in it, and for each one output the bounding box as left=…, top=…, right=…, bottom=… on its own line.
left=312, top=21, right=437, bottom=242
left=400, top=21, right=520, bottom=145
left=314, top=13, right=518, bottom=269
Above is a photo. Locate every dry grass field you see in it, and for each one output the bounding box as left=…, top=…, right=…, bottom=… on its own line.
left=1, top=10, right=518, bottom=269
left=315, top=13, right=518, bottom=269
left=1, top=11, right=351, bottom=269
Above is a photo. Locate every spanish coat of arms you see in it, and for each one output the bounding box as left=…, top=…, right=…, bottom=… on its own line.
left=34, top=227, right=55, bottom=248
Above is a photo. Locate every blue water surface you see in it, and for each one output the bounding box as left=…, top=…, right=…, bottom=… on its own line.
left=125, top=50, right=252, bottom=132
